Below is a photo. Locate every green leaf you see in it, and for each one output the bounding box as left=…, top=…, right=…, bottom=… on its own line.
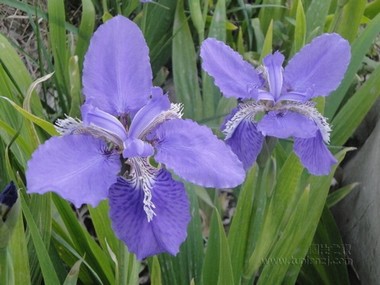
left=325, top=13, right=380, bottom=119
left=332, top=0, right=366, bottom=43
left=172, top=0, right=203, bottom=120
left=88, top=201, right=118, bottom=255
left=258, top=0, right=285, bottom=35
left=305, top=0, right=332, bottom=38
left=63, top=259, right=83, bottom=285
left=52, top=195, right=115, bottom=284
left=143, top=0, right=177, bottom=75
left=281, top=148, right=352, bottom=284
left=189, top=0, right=205, bottom=40
left=259, top=20, right=273, bottom=62
left=0, top=119, right=33, bottom=157
left=75, top=0, right=95, bottom=71
left=9, top=201, right=31, bottom=285
left=150, top=256, right=162, bottom=285
left=0, top=96, right=58, bottom=137
left=0, top=33, right=44, bottom=117
left=158, top=186, right=204, bottom=285
left=20, top=194, right=61, bottom=284
left=228, top=166, right=258, bottom=285
left=202, top=0, right=226, bottom=121
left=327, top=183, right=358, bottom=208
left=202, top=209, right=234, bottom=285
left=291, top=0, right=306, bottom=56
left=257, top=185, right=310, bottom=285
left=331, top=64, right=380, bottom=146
left=48, top=0, right=69, bottom=112
left=244, top=154, right=303, bottom=278
left=68, top=56, right=82, bottom=117
left=364, top=0, right=380, bottom=19
left=298, top=206, right=350, bottom=285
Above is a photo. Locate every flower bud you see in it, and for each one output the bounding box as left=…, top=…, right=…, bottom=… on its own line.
left=0, top=181, right=19, bottom=248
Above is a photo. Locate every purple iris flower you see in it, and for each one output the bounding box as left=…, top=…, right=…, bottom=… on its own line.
left=26, top=16, right=245, bottom=259
left=200, top=34, right=351, bottom=175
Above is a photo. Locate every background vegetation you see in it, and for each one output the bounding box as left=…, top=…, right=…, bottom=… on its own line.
left=0, top=0, right=379, bottom=284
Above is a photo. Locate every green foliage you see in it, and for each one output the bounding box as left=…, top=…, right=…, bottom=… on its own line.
left=0, top=0, right=378, bottom=284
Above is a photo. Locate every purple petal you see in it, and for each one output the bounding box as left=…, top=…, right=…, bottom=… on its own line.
left=109, top=170, right=190, bottom=260
left=129, top=92, right=170, bottom=139
left=284, top=33, right=351, bottom=99
left=81, top=104, right=128, bottom=141
left=123, top=138, right=154, bottom=158
left=293, top=131, right=337, bottom=175
left=152, top=119, right=245, bottom=188
left=257, top=111, right=318, bottom=139
left=200, top=38, right=263, bottom=99
left=263, top=51, right=285, bottom=101
left=225, top=119, right=264, bottom=170
left=83, top=16, right=153, bottom=115
left=26, top=135, right=121, bottom=207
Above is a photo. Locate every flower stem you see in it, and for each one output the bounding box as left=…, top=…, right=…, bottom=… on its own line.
left=117, top=240, right=128, bottom=285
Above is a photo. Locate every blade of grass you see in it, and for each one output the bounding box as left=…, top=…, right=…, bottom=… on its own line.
left=202, top=0, right=226, bottom=120
left=331, top=64, right=380, bottom=146
left=202, top=209, right=234, bottom=285
left=325, top=14, right=380, bottom=119
left=172, top=0, right=203, bottom=120
left=20, top=194, right=61, bottom=284
left=75, top=0, right=96, bottom=71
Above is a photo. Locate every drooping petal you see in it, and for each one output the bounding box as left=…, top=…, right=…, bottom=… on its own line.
left=200, top=38, right=263, bottom=99
left=226, top=119, right=264, bottom=170
left=293, top=131, right=337, bottom=175
left=26, top=135, right=121, bottom=208
left=151, top=119, right=245, bottom=188
left=108, top=169, right=190, bottom=260
left=221, top=103, right=266, bottom=170
left=263, top=51, right=284, bottom=101
left=284, top=33, right=351, bottom=99
left=83, top=16, right=153, bottom=115
left=257, top=111, right=318, bottom=139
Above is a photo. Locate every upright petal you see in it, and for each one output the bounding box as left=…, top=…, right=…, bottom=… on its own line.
left=257, top=111, right=318, bottom=139
left=109, top=169, right=190, bottom=260
left=293, top=131, right=337, bottom=175
left=226, top=119, right=264, bottom=170
left=128, top=93, right=171, bottom=139
left=201, top=38, right=263, bottom=99
left=151, top=119, right=245, bottom=188
left=26, top=135, right=121, bottom=207
left=83, top=16, right=153, bottom=115
left=284, top=33, right=351, bottom=99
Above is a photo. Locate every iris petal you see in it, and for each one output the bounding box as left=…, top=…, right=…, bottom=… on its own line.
left=152, top=119, right=245, bottom=188
left=293, top=131, right=337, bottom=175
left=200, top=38, right=263, bottom=99
left=26, top=135, right=121, bottom=207
left=82, top=16, right=153, bottom=115
left=263, top=51, right=284, bottom=101
left=226, top=119, right=264, bottom=170
left=129, top=92, right=171, bottom=139
left=284, top=33, right=351, bottom=99
left=257, top=111, right=318, bottom=139
left=81, top=104, right=128, bottom=142
left=109, top=169, right=190, bottom=260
